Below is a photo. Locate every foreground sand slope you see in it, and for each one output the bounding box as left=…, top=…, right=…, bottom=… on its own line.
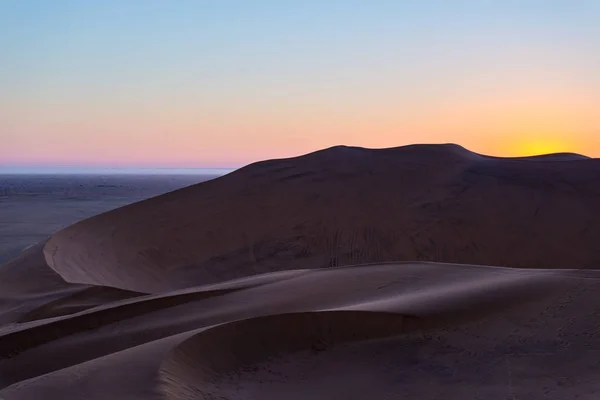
left=0, top=243, right=142, bottom=326
left=1, top=261, right=600, bottom=399
left=44, top=144, right=600, bottom=292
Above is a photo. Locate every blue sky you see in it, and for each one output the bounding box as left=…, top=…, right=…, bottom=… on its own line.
left=1, top=1, right=599, bottom=168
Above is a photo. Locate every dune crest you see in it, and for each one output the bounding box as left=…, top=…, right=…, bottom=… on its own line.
left=159, top=311, right=417, bottom=399
left=2, top=144, right=600, bottom=399
left=44, top=144, right=600, bottom=292
left=3, top=261, right=600, bottom=399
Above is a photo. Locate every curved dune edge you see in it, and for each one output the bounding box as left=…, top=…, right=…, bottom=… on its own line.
left=16, top=286, right=143, bottom=323
left=0, top=242, right=102, bottom=325
left=0, top=286, right=241, bottom=360
left=0, top=330, right=200, bottom=400
left=158, top=310, right=419, bottom=400
left=42, top=143, right=600, bottom=295
left=0, top=268, right=307, bottom=363
left=0, top=262, right=566, bottom=388
left=1, top=262, right=599, bottom=397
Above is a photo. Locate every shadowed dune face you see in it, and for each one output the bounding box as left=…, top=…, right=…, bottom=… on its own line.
left=3, top=144, right=600, bottom=399
left=151, top=267, right=598, bottom=400
left=4, top=144, right=600, bottom=399
left=43, top=144, right=600, bottom=292
left=0, top=243, right=142, bottom=325
left=3, top=262, right=600, bottom=399
left=158, top=311, right=419, bottom=399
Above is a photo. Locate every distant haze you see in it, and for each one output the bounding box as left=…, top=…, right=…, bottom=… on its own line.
left=2, top=1, right=599, bottom=167
left=0, top=166, right=235, bottom=175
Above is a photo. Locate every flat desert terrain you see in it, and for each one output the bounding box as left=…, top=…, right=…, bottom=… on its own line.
left=2, top=144, right=600, bottom=399
left=0, top=174, right=212, bottom=264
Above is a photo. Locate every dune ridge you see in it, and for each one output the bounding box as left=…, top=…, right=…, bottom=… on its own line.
left=158, top=311, right=419, bottom=399
left=44, top=144, right=600, bottom=293
left=2, top=262, right=598, bottom=398
left=2, top=144, right=600, bottom=399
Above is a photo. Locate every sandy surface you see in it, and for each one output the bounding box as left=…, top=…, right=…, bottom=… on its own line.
left=1, top=144, right=600, bottom=399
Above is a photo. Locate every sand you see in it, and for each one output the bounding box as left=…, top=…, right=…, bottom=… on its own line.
left=2, top=144, right=600, bottom=399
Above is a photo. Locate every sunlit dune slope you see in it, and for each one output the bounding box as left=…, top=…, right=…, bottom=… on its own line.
left=2, top=262, right=600, bottom=399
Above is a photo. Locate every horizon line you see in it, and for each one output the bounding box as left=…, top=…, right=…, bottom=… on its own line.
left=0, top=166, right=238, bottom=175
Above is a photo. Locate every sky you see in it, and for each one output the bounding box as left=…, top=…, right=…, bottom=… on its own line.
left=1, top=0, right=599, bottom=169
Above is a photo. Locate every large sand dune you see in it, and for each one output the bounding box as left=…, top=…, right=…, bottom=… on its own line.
left=2, top=144, right=600, bottom=399
left=44, top=144, right=600, bottom=292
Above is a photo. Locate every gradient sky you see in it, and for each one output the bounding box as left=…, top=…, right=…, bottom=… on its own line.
left=1, top=0, right=599, bottom=168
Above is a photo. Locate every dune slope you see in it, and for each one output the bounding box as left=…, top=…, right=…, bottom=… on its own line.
left=2, top=144, right=600, bottom=399
left=1, top=263, right=599, bottom=399
left=45, top=144, right=600, bottom=292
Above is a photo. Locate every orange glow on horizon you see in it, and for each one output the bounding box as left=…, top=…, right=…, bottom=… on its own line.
left=3, top=1, right=600, bottom=167
left=2, top=88, right=599, bottom=166
left=508, top=137, right=574, bottom=157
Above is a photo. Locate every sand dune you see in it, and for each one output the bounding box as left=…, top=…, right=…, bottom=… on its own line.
left=2, top=262, right=600, bottom=399
left=2, top=144, right=600, bottom=399
left=44, top=144, right=600, bottom=292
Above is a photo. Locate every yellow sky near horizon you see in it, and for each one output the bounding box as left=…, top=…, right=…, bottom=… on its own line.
left=2, top=1, right=599, bottom=167
left=2, top=93, right=598, bottom=167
